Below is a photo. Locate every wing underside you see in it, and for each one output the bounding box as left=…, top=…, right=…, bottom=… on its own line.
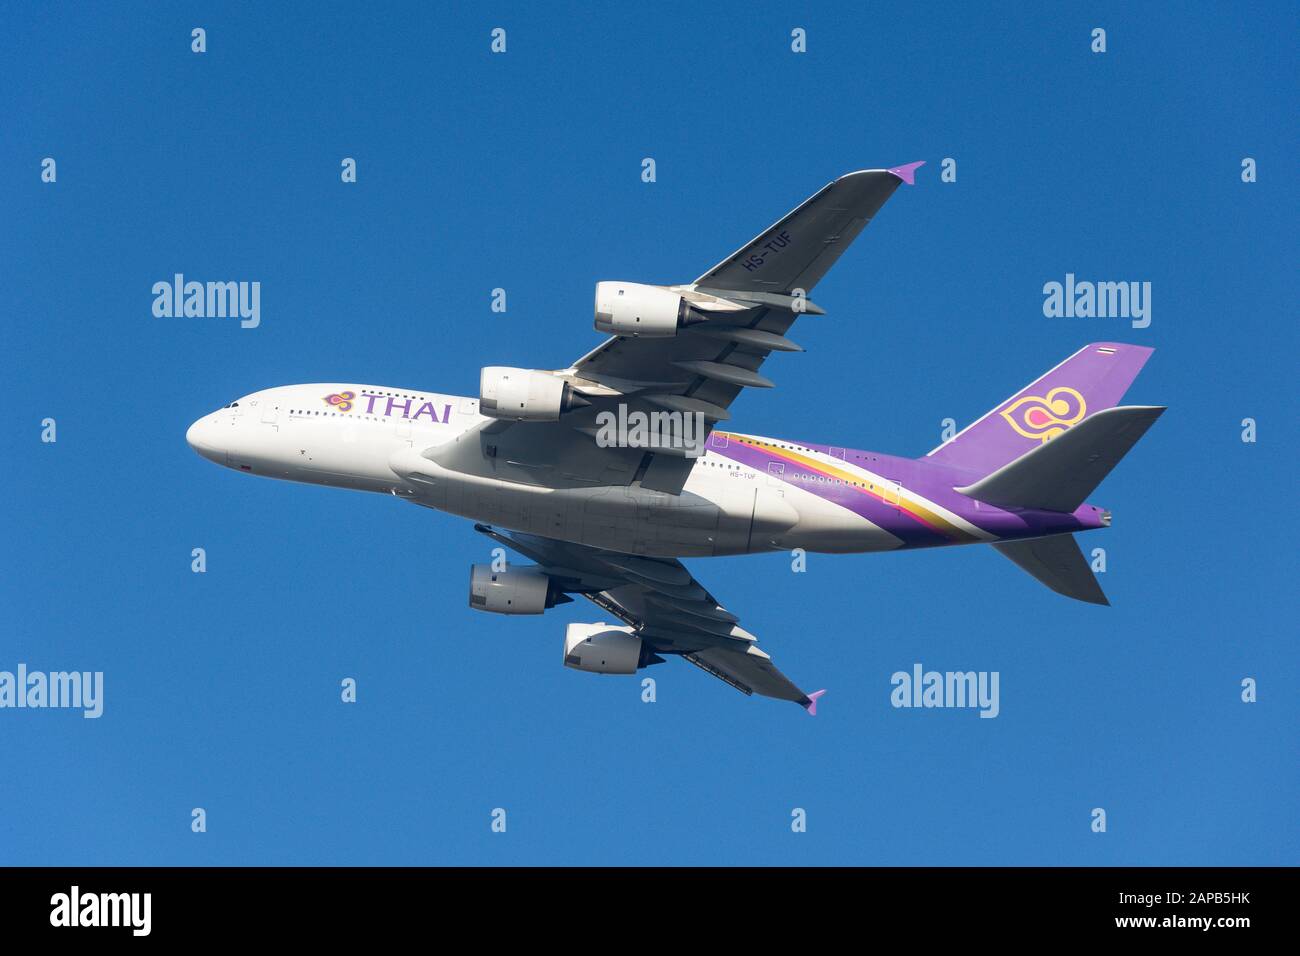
left=572, top=168, right=910, bottom=409
left=561, top=167, right=917, bottom=493
left=418, top=168, right=918, bottom=497
left=476, top=524, right=822, bottom=710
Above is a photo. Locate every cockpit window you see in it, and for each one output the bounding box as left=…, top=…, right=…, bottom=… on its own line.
left=222, top=402, right=240, bottom=408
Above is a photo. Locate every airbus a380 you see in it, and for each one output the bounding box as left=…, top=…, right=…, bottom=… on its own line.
left=187, top=163, right=1163, bottom=712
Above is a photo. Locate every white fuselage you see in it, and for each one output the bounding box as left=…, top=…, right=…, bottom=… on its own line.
left=186, top=384, right=989, bottom=558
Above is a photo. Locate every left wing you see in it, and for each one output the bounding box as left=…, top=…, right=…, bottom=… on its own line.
left=566, top=166, right=920, bottom=491
left=477, top=525, right=825, bottom=713
left=427, top=166, right=921, bottom=497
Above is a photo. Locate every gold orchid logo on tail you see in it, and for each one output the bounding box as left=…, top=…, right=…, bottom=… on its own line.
left=1000, top=387, right=1086, bottom=442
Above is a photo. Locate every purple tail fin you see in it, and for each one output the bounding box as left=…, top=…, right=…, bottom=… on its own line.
left=924, top=342, right=1154, bottom=476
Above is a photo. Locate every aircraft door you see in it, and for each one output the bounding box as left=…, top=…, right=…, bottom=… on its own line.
left=260, top=400, right=279, bottom=428
left=766, top=461, right=785, bottom=488
left=880, top=478, right=901, bottom=509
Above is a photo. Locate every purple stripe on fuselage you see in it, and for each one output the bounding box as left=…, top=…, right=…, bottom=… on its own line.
left=708, top=436, right=951, bottom=546
left=705, top=433, right=1106, bottom=546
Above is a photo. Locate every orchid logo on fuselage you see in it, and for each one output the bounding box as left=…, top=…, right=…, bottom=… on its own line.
left=321, top=390, right=454, bottom=424
left=1000, top=387, right=1086, bottom=442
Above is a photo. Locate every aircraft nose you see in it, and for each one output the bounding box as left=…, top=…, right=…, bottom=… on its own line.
left=186, top=415, right=225, bottom=464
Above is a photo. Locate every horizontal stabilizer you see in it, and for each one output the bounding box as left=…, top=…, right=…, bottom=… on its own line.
left=926, top=343, right=1155, bottom=475
left=956, top=406, right=1165, bottom=513
left=993, top=534, right=1109, bottom=606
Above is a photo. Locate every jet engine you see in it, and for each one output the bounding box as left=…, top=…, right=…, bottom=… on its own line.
left=469, top=564, right=567, bottom=614
left=479, top=367, right=588, bottom=421
left=562, top=622, right=644, bottom=675
left=594, top=281, right=692, bottom=337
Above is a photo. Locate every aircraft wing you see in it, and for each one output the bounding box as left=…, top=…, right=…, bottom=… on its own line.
left=476, top=524, right=825, bottom=712
left=574, top=168, right=917, bottom=404
left=426, top=166, right=919, bottom=496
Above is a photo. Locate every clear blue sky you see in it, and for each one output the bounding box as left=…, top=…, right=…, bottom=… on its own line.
left=3, top=2, right=1295, bottom=865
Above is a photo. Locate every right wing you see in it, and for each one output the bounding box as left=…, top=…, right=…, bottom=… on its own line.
left=477, top=525, right=826, bottom=712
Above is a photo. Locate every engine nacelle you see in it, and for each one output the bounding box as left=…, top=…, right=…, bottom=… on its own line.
left=469, top=564, right=557, bottom=615
left=594, top=281, right=689, bottom=338
left=479, top=367, right=586, bottom=421
left=563, top=622, right=643, bottom=675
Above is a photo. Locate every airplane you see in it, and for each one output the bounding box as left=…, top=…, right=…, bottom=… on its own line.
left=186, top=163, right=1164, bottom=713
